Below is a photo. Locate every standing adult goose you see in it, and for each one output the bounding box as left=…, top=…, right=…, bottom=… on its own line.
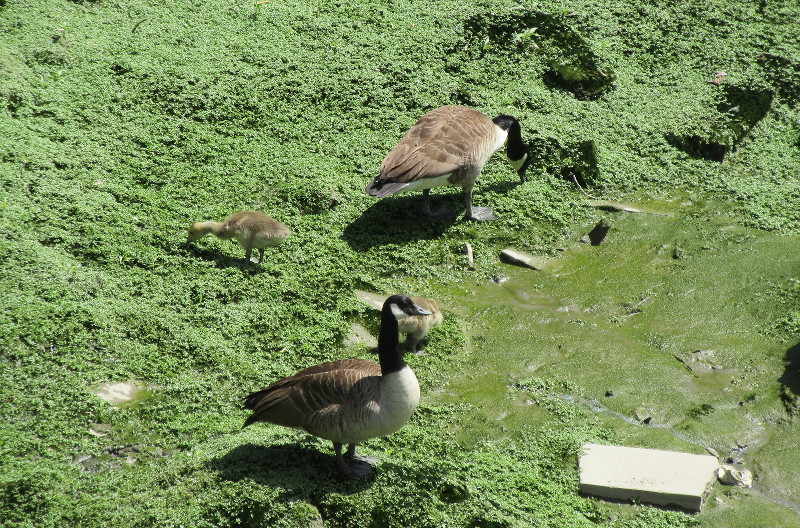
left=366, top=105, right=529, bottom=222
left=242, top=295, right=431, bottom=479
left=187, top=210, right=290, bottom=264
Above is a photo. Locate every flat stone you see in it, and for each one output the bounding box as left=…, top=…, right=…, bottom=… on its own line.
left=94, top=382, right=141, bottom=405
left=345, top=323, right=377, bottom=348
left=354, top=290, right=385, bottom=310
left=717, top=464, right=753, bottom=488
left=579, top=443, right=719, bottom=511
left=499, top=249, right=547, bottom=270
left=589, top=200, right=644, bottom=213
left=464, top=242, right=474, bottom=269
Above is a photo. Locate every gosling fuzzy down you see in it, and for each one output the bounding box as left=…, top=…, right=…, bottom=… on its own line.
left=366, top=105, right=529, bottom=221
left=187, top=210, right=290, bottom=263
left=243, top=295, right=432, bottom=479
left=397, top=297, right=443, bottom=353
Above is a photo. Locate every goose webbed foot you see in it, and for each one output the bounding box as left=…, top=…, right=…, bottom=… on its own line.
left=427, top=204, right=453, bottom=220
left=422, top=200, right=452, bottom=220
left=421, top=190, right=453, bottom=220
left=465, top=206, right=499, bottom=222
left=405, top=337, right=426, bottom=355
left=334, top=443, right=376, bottom=479
left=347, top=443, right=379, bottom=466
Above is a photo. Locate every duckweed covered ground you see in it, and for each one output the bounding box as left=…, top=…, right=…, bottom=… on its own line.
left=1, top=0, right=799, bottom=527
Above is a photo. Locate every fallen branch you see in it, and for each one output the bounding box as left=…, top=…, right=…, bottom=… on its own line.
left=572, top=174, right=599, bottom=200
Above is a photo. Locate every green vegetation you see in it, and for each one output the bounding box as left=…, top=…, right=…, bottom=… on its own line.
left=1, top=0, right=799, bottom=526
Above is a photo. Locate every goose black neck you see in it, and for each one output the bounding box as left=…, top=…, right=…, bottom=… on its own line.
left=504, top=119, right=527, bottom=162
left=378, top=305, right=406, bottom=375
left=492, top=115, right=527, bottom=162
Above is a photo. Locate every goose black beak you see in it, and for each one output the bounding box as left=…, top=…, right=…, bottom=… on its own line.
left=413, top=305, right=432, bottom=316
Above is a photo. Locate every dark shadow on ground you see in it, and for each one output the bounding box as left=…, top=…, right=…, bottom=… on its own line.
left=183, top=242, right=271, bottom=274
left=779, top=342, right=800, bottom=415
left=343, top=194, right=459, bottom=251
left=184, top=242, right=239, bottom=266
left=343, top=180, right=522, bottom=251
left=210, top=443, right=374, bottom=496
left=211, top=443, right=451, bottom=523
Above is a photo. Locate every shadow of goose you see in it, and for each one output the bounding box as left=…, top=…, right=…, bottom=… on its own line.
left=209, top=443, right=374, bottom=495
left=343, top=194, right=460, bottom=251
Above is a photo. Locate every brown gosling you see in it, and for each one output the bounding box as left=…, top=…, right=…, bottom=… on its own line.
left=243, top=295, right=431, bottom=479
left=187, top=211, right=290, bottom=264
left=365, top=105, right=529, bottom=222
left=397, top=296, right=444, bottom=354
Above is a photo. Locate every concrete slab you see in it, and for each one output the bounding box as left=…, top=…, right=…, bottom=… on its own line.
left=579, top=443, right=719, bottom=511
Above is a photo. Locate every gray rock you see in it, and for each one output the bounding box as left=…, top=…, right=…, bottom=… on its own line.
left=635, top=407, right=653, bottom=424
left=499, top=249, right=547, bottom=270
left=345, top=323, right=377, bottom=348
left=717, top=464, right=753, bottom=488
left=465, top=242, right=474, bottom=269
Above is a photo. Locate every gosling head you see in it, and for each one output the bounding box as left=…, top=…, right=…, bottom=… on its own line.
left=386, top=294, right=433, bottom=320
left=492, top=114, right=530, bottom=184
left=186, top=222, right=210, bottom=242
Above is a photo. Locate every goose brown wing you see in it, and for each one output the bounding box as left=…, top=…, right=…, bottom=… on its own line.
left=367, top=106, right=494, bottom=197
left=243, top=360, right=381, bottom=428
left=292, top=358, right=380, bottom=377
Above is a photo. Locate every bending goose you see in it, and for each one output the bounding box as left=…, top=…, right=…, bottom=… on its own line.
left=397, top=296, right=443, bottom=354
left=243, top=295, right=431, bottom=478
left=366, top=105, right=529, bottom=222
left=187, top=210, right=290, bottom=264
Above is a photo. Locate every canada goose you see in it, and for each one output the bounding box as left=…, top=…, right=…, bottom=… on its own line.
left=187, top=211, right=290, bottom=264
left=243, top=295, right=431, bottom=478
left=366, top=105, right=529, bottom=222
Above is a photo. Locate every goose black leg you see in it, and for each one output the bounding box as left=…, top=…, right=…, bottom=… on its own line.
left=464, top=189, right=498, bottom=222
left=422, top=189, right=451, bottom=220
left=333, top=442, right=357, bottom=479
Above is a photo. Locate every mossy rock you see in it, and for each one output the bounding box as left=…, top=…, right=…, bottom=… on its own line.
left=758, top=52, right=800, bottom=106
left=460, top=8, right=616, bottom=99
left=665, top=83, right=774, bottom=162
left=527, top=133, right=600, bottom=187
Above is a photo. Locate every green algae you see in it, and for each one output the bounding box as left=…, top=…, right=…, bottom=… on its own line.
left=433, top=194, right=800, bottom=525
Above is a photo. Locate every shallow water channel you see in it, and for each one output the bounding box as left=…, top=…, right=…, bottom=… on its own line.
left=428, top=195, right=800, bottom=526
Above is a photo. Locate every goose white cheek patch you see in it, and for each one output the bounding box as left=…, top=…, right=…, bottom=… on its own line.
left=390, top=304, right=409, bottom=319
